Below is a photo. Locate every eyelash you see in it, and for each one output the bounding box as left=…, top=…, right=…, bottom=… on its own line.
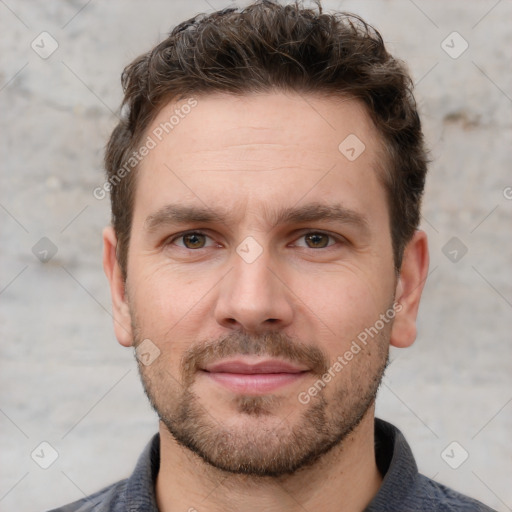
left=166, top=230, right=343, bottom=250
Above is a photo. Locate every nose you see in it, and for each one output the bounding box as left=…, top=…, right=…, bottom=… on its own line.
left=214, top=246, right=294, bottom=333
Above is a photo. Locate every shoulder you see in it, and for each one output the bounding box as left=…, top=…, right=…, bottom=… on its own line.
left=46, top=433, right=160, bottom=512
left=369, top=419, right=496, bottom=511
left=408, top=474, right=497, bottom=512
left=46, top=479, right=128, bottom=512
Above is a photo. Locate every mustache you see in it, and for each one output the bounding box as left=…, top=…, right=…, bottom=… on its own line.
left=180, top=331, right=330, bottom=384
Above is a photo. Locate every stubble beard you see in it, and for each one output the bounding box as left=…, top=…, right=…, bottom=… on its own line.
left=134, top=326, right=390, bottom=478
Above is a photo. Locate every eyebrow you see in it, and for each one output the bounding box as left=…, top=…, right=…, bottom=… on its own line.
left=144, top=205, right=225, bottom=233
left=144, top=202, right=370, bottom=235
left=270, top=203, right=370, bottom=234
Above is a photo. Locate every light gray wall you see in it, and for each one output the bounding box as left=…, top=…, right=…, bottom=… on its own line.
left=1, top=1, right=510, bottom=511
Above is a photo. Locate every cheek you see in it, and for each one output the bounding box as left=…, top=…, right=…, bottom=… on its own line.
left=295, top=267, right=390, bottom=337
left=127, top=261, right=218, bottom=351
left=128, top=257, right=196, bottom=317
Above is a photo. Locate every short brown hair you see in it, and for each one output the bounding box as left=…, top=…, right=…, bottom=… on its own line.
left=105, top=0, right=427, bottom=278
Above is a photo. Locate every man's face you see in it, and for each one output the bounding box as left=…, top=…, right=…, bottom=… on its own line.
left=116, top=92, right=401, bottom=476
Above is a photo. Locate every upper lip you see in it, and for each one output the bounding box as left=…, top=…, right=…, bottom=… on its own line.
left=202, top=358, right=310, bottom=374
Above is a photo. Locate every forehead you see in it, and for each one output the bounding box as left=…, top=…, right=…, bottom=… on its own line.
left=132, top=92, right=388, bottom=229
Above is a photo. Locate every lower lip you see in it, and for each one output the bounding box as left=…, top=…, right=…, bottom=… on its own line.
left=202, top=371, right=309, bottom=394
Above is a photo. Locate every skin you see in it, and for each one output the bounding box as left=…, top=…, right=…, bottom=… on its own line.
left=103, top=92, right=429, bottom=512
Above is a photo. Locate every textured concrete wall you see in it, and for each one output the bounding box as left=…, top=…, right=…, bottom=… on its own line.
left=1, top=1, right=510, bottom=511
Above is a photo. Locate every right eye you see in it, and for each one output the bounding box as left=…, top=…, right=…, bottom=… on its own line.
left=169, top=232, right=214, bottom=249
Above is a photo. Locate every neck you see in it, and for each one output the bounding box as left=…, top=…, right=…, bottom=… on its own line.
left=155, top=408, right=382, bottom=512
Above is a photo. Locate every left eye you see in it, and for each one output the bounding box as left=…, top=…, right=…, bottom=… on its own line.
left=295, top=232, right=336, bottom=249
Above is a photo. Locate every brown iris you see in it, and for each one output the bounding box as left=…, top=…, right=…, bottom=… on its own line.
left=304, top=233, right=330, bottom=248
left=183, top=233, right=206, bottom=249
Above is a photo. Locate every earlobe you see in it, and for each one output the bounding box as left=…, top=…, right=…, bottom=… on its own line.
left=390, top=230, right=429, bottom=349
left=102, top=226, right=133, bottom=347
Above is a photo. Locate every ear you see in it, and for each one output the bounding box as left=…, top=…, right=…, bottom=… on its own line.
left=390, top=230, right=429, bottom=348
left=102, top=226, right=133, bottom=347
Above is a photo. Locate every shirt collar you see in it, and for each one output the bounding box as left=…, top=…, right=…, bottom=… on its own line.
left=365, top=418, right=419, bottom=511
left=124, top=431, right=160, bottom=511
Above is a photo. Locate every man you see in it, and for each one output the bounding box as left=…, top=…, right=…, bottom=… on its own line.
left=52, top=1, right=495, bottom=510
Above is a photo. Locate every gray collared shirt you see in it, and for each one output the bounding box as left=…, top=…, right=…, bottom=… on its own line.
left=48, top=419, right=496, bottom=511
